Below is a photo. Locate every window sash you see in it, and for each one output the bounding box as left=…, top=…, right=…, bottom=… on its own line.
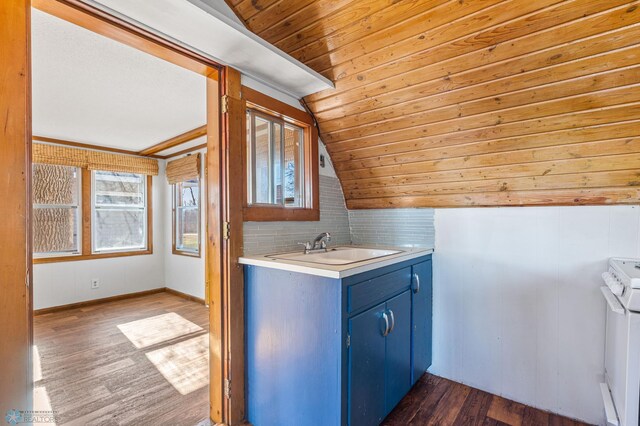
left=173, top=180, right=200, bottom=255
left=32, top=165, right=82, bottom=258
left=92, top=171, right=148, bottom=253
left=247, top=109, right=306, bottom=208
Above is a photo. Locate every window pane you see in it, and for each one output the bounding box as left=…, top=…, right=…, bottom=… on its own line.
left=273, top=122, right=283, bottom=205
left=247, top=109, right=308, bottom=209
left=93, top=171, right=147, bottom=252
left=94, top=209, right=146, bottom=251
left=33, top=164, right=79, bottom=205
left=94, top=171, right=145, bottom=206
left=176, top=207, right=199, bottom=252
left=178, top=180, right=199, bottom=207
left=32, top=164, right=80, bottom=256
left=33, top=207, right=79, bottom=255
left=254, top=116, right=271, bottom=204
left=284, top=124, right=304, bottom=207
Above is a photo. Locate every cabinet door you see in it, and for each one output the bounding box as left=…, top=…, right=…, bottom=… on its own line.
left=348, top=302, right=387, bottom=426
left=384, top=290, right=412, bottom=414
left=411, top=259, right=433, bottom=384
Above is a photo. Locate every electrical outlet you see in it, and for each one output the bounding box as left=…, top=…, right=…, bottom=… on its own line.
left=91, top=279, right=100, bottom=289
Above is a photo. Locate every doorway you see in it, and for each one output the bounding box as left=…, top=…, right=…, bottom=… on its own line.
left=0, top=0, right=243, bottom=424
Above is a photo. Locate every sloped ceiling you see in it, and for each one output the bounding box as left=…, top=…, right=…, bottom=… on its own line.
left=227, top=0, right=640, bottom=208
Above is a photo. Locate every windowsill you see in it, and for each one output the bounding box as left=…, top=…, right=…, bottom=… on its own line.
left=243, top=205, right=320, bottom=222
left=172, top=249, right=201, bottom=258
left=33, top=249, right=153, bottom=264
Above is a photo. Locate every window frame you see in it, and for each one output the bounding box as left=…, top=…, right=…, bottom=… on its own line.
left=172, top=177, right=201, bottom=257
left=33, top=168, right=153, bottom=264
left=242, top=86, right=320, bottom=222
left=32, top=164, right=82, bottom=259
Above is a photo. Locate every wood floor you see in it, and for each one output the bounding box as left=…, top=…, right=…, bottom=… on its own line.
left=33, top=292, right=209, bottom=426
left=35, top=293, right=590, bottom=426
left=383, top=374, right=590, bottom=426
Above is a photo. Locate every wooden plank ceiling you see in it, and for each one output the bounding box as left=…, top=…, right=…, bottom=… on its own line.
left=227, top=0, right=640, bottom=208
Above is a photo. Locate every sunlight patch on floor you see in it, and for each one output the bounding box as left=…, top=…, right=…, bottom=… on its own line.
left=145, top=334, right=209, bottom=395
left=117, top=312, right=203, bottom=349
left=33, top=344, right=42, bottom=382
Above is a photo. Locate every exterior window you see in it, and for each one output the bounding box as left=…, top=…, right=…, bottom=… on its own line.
left=173, top=178, right=200, bottom=255
left=32, top=164, right=81, bottom=257
left=247, top=109, right=306, bottom=208
left=92, top=171, right=147, bottom=253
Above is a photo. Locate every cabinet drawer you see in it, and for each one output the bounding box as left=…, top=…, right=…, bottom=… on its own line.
left=347, top=267, right=411, bottom=314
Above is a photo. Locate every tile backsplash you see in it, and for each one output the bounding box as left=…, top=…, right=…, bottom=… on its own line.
left=349, top=208, right=435, bottom=248
left=242, top=176, right=351, bottom=255
left=243, top=176, right=436, bottom=255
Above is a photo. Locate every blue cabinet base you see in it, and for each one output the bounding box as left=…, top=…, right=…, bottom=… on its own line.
left=245, top=254, right=432, bottom=426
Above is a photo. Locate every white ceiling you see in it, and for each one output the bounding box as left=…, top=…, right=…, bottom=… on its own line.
left=31, top=8, right=206, bottom=151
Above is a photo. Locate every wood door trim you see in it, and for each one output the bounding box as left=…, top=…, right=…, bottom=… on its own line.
left=222, top=68, right=246, bottom=424
left=0, top=0, right=32, bottom=415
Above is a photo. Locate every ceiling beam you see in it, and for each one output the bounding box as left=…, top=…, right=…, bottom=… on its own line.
left=162, top=143, right=208, bottom=159
left=138, top=125, right=207, bottom=156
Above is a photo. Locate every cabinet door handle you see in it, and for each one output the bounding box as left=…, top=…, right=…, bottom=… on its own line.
left=381, top=312, right=390, bottom=337
left=412, top=273, right=420, bottom=294
left=388, top=309, right=395, bottom=334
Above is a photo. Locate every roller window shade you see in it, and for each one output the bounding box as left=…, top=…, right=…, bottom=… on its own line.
left=166, top=154, right=201, bottom=184
left=32, top=143, right=159, bottom=176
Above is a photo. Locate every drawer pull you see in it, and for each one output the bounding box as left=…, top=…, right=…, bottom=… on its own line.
left=412, top=273, right=420, bottom=294
left=382, top=312, right=390, bottom=337
left=388, top=309, right=395, bottom=334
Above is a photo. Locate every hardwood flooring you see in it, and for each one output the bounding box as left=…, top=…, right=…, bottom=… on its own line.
left=383, top=374, right=591, bottom=426
left=33, top=292, right=209, bottom=426
left=35, top=293, right=590, bottom=426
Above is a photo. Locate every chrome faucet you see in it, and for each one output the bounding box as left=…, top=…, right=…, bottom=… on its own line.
left=298, top=232, right=331, bottom=254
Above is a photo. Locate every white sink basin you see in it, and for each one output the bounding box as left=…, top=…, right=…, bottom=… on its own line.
left=267, top=247, right=403, bottom=265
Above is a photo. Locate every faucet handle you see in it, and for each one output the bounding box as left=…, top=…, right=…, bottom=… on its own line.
left=297, top=241, right=312, bottom=250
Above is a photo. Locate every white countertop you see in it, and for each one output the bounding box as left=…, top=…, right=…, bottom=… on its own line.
left=239, top=245, right=434, bottom=279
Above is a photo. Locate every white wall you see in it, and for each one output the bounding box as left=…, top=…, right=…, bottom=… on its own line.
left=163, top=151, right=206, bottom=300
left=33, top=165, right=167, bottom=310
left=432, top=205, right=640, bottom=425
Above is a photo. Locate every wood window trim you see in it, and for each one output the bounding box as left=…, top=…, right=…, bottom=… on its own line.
left=172, top=177, right=202, bottom=258
left=242, top=86, right=320, bottom=222
left=33, top=169, right=153, bottom=264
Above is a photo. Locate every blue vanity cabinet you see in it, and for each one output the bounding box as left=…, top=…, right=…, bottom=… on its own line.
left=348, top=301, right=387, bottom=426
left=411, top=258, right=433, bottom=384
left=384, top=290, right=412, bottom=413
left=245, top=253, right=432, bottom=426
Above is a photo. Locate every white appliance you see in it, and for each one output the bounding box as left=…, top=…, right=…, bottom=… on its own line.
left=601, top=258, right=640, bottom=426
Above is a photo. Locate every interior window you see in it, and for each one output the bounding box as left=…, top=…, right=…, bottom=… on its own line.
left=92, top=170, right=147, bottom=253
left=174, top=178, right=200, bottom=255
left=247, top=109, right=306, bottom=208
left=32, top=164, right=81, bottom=257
